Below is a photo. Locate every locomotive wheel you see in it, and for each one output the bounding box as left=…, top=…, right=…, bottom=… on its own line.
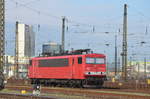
left=99, top=80, right=104, bottom=86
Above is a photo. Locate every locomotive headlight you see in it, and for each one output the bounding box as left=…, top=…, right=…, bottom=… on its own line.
left=85, top=72, right=90, bottom=75
left=85, top=72, right=101, bottom=75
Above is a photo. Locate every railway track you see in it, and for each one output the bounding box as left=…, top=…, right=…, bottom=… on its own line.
left=7, top=79, right=150, bottom=90
left=0, top=92, right=56, bottom=99
left=3, top=85, right=150, bottom=99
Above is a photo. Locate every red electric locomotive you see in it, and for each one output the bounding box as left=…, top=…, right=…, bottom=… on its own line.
left=28, top=49, right=107, bottom=87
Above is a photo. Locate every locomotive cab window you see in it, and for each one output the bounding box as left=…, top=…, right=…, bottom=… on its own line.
left=95, top=58, right=105, bottom=64
left=86, top=57, right=105, bottom=64
left=86, top=58, right=95, bottom=64
left=78, top=57, right=82, bottom=64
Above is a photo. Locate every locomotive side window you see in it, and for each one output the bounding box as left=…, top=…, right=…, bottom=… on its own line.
left=39, top=58, right=69, bottom=67
left=29, top=60, right=32, bottom=66
left=72, top=58, right=74, bottom=65
left=78, top=57, right=82, bottom=64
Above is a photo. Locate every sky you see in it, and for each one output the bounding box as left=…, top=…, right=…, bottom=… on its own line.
left=5, top=0, right=150, bottom=64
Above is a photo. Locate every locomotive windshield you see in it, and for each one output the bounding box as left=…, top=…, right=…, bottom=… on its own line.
left=86, top=57, right=104, bottom=64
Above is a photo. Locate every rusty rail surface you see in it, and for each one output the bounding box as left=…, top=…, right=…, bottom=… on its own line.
left=6, top=79, right=150, bottom=90
left=103, top=81, right=150, bottom=90
left=42, top=87, right=150, bottom=99
left=0, top=92, right=56, bottom=99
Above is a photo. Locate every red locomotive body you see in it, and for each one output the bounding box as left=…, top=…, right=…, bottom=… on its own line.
left=28, top=53, right=106, bottom=87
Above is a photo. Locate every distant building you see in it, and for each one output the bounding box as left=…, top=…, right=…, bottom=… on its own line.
left=15, top=23, right=35, bottom=79
left=4, top=55, right=15, bottom=78
left=107, top=61, right=150, bottom=79
left=126, top=61, right=150, bottom=79
left=42, top=42, right=61, bottom=56
left=18, top=23, right=35, bottom=57
left=4, top=55, right=29, bottom=79
left=127, top=61, right=150, bottom=73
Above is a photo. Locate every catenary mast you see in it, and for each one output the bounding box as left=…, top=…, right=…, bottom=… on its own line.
left=0, top=0, right=5, bottom=73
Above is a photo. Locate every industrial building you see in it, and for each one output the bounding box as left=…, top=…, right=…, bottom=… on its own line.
left=17, top=23, right=35, bottom=57
left=16, top=23, right=35, bottom=79
left=42, top=42, right=61, bottom=56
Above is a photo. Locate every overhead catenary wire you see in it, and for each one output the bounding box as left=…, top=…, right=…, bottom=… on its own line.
left=5, top=0, right=41, bottom=11
left=9, top=0, right=94, bottom=28
left=5, top=1, right=150, bottom=62
left=128, top=4, right=150, bottom=21
left=8, top=0, right=149, bottom=36
left=7, top=0, right=150, bottom=35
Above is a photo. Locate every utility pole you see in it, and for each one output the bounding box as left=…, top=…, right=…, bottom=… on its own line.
left=144, top=57, right=147, bottom=80
left=115, top=35, right=117, bottom=76
left=137, top=62, right=140, bottom=79
left=61, top=17, right=66, bottom=53
left=129, top=57, right=132, bottom=77
left=15, top=21, right=19, bottom=78
left=122, top=4, right=128, bottom=81
left=118, top=57, right=120, bottom=73
left=0, top=0, right=5, bottom=74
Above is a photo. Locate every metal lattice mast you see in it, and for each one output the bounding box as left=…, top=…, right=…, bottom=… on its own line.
left=122, top=4, right=128, bottom=81
left=61, top=17, right=65, bottom=53
left=115, top=35, right=117, bottom=76
left=15, top=21, right=19, bottom=78
left=0, top=0, right=5, bottom=73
